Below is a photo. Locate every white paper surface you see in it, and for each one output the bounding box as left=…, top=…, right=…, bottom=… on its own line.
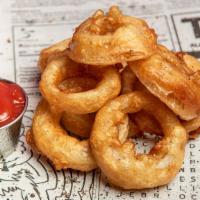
left=0, top=0, right=200, bottom=199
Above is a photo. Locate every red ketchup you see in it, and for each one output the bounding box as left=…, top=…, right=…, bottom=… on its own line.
left=0, top=80, right=25, bottom=128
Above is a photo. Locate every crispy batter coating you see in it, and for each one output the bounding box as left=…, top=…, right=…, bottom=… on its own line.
left=66, top=6, right=157, bottom=65
left=40, top=55, right=121, bottom=114
left=38, top=39, right=70, bottom=72
left=177, top=53, right=200, bottom=74
left=32, top=100, right=97, bottom=171
left=90, top=91, right=187, bottom=189
left=122, top=65, right=200, bottom=138
left=130, top=45, right=200, bottom=120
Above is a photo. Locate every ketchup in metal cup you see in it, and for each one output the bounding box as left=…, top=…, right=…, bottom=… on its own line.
left=0, top=80, right=25, bottom=127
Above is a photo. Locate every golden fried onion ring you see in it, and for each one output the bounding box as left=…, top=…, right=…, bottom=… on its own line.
left=40, top=55, right=121, bottom=114
left=130, top=45, right=200, bottom=120
left=90, top=91, right=187, bottom=189
left=176, top=52, right=200, bottom=86
left=122, top=67, right=200, bottom=138
left=176, top=52, right=200, bottom=72
left=67, top=6, right=157, bottom=65
left=32, top=99, right=97, bottom=171
left=58, top=77, right=96, bottom=138
left=39, top=39, right=70, bottom=72
left=176, top=53, right=200, bottom=137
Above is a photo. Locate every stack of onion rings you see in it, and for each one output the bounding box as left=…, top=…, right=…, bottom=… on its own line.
left=26, top=5, right=200, bottom=190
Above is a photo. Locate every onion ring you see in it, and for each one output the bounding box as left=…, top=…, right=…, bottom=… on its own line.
left=90, top=91, right=187, bottom=189
left=32, top=99, right=97, bottom=171
left=176, top=53, right=200, bottom=137
left=176, top=52, right=200, bottom=72
left=121, top=67, right=200, bottom=138
left=39, top=39, right=70, bottom=72
left=40, top=55, right=121, bottom=114
left=66, top=6, right=157, bottom=65
left=130, top=45, right=200, bottom=120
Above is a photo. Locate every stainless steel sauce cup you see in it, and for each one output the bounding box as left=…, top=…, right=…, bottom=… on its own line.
left=0, top=79, right=28, bottom=159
